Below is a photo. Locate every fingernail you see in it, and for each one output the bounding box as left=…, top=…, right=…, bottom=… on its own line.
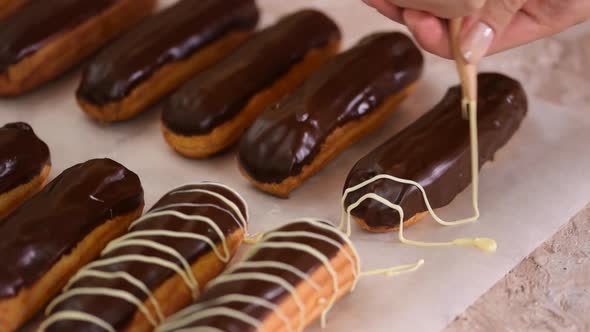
left=461, top=22, right=494, bottom=64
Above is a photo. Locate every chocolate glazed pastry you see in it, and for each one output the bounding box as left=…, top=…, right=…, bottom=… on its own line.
left=39, top=183, right=249, bottom=332
left=161, top=10, right=341, bottom=158
left=0, top=0, right=31, bottom=21
left=156, top=219, right=360, bottom=332
left=344, top=73, right=528, bottom=233
left=238, top=32, right=423, bottom=198
left=0, top=122, right=51, bottom=219
left=77, top=0, right=260, bottom=123
left=0, top=158, right=144, bottom=332
left=0, top=0, right=156, bottom=96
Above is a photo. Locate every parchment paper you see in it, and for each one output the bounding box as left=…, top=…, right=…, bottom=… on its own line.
left=2, top=1, right=589, bottom=331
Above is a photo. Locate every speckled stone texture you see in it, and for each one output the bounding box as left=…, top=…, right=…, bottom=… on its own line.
left=446, top=204, right=590, bottom=331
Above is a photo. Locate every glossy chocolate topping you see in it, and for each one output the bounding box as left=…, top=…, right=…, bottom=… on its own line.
left=162, top=10, right=341, bottom=136
left=0, top=0, right=117, bottom=72
left=163, top=221, right=351, bottom=332
left=344, top=73, right=528, bottom=229
left=238, top=32, right=423, bottom=184
left=77, top=0, right=260, bottom=106
left=0, top=122, right=50, bottom=194
left=0, top=158, right=143, bottom=299
left=46, top=183, right=247, bottom=332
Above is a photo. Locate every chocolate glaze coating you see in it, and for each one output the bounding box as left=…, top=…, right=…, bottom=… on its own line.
left=77, top=0, right=260, bottom=106
left=344, top=73, right=528, bottom=230
left=162, top=9, right=341, bottom=136
left=164, top=221, right=350, bottom=332
left=0, top=0, right=117, bottom=73
left=0, top=158, right=143, bottom=299
left=0, top=122, right=50, bottom=194
left=46, top=183, right=247, bottom=332
left=238, top=32, right=423, bottom=184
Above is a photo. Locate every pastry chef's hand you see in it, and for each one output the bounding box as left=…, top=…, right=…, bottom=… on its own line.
left=362, top=0, right=590, bottom=63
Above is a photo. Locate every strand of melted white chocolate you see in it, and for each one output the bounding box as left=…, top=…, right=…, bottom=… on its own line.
left=157, top=219, right=423, bottom=332
left=62, top=269, right=165, bottom=321
left=39, top=311, right=115, bottom=332
left=341, top=102, right=497, bottom=253
left=224, top=260, right=322, bottom=291
left=164, top=294, right=293, bottom=332
left=41, top=183, right=246, bottom=332
left=46, top=287, right=159, bottom=326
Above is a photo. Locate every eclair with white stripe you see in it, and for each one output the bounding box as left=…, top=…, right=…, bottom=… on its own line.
left=40, top=183, right=249, bottom=332
left=157, top=219, right=360, bottom=332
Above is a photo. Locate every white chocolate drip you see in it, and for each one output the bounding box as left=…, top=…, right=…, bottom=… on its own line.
left=225, top=260, right=322, bottom=291
left=360, top=259, right=425, bottom=278
left=40, top=182, right=247, bottom=332
left=174, top=328, right=224, bottom=332
left=161, top=307, right=262, bottom=331
left=162, top=294, right=292, bottom=332
left=39, top=311, right=115, bottom=332
left=62, top=269, right=164, bottom=321
left=341, top=102, right=497, bottom=253
left=46, top=287, right=159, bottom=326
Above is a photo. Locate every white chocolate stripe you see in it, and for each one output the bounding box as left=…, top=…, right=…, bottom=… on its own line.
left=84, top=254, right=197, bottom=295
left=46, top=287, right=158, bottom=326
left=151, top=203, right=242, bottom=231
left=226, top=260, right=321, bottom=291
left=170, top=188, right=247, bottom=230
left=205, top=272, right=306, bottom=331
left=184, top=182, right=250, bottom=223
left=262, top=230, right=357, bottom=282
left=158, top=307, right=262, bottom=332
left=294, top=218, right=362, bottom=285
left=110, top=230, right=229, bottom=262
left=163, top=294, right=293, bottom=332
left=174, top=328, right=224, bottom=332
left=102, top=239, right=198, bottom=290
left=62, top=269, right=164, bottom=321
left=129, top=211, right=230, bottom=260
left=245, top=241, right=339, bottom=328
left=39, top=311, right=115, bottom=332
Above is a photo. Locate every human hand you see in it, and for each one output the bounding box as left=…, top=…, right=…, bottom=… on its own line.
left=362, top=0, right=590, bottom=63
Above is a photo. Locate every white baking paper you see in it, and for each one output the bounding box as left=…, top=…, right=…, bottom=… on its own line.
left=1, top=1, right=589, bottom=331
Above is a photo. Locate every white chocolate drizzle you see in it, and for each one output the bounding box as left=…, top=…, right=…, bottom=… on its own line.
left=40, top=183, right=247, bottom=332
left=170, top=294, right=293, bottom=332
left=341, top=102, right=497, bottom=253
left=157, top=219, right=424, bottom=332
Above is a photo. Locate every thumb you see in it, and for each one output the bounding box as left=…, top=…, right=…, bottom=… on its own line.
left=460, top=0, right=527, bottom=63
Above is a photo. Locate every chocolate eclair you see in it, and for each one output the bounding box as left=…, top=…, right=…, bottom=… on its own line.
left=156, top=219, right=360, bottom=332
left=77, top=0, right=260, bottom=123
left=0, top=0, right=156, bottom=96
left=0, top=158, right=144, bottom=332
left=343, top=73, right=528, bottom=232
left=161, top=10, right=341, bottom=158
left=0, top=0, right=30, bottom=20
left=0, top=122, right=50, bottom=219
left=40, top=182, right=248, bottom=332
left=238, top=32, right=423, bottom=198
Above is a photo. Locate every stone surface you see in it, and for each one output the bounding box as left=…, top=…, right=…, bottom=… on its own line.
left=446, top=204, right=590, bottom=332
